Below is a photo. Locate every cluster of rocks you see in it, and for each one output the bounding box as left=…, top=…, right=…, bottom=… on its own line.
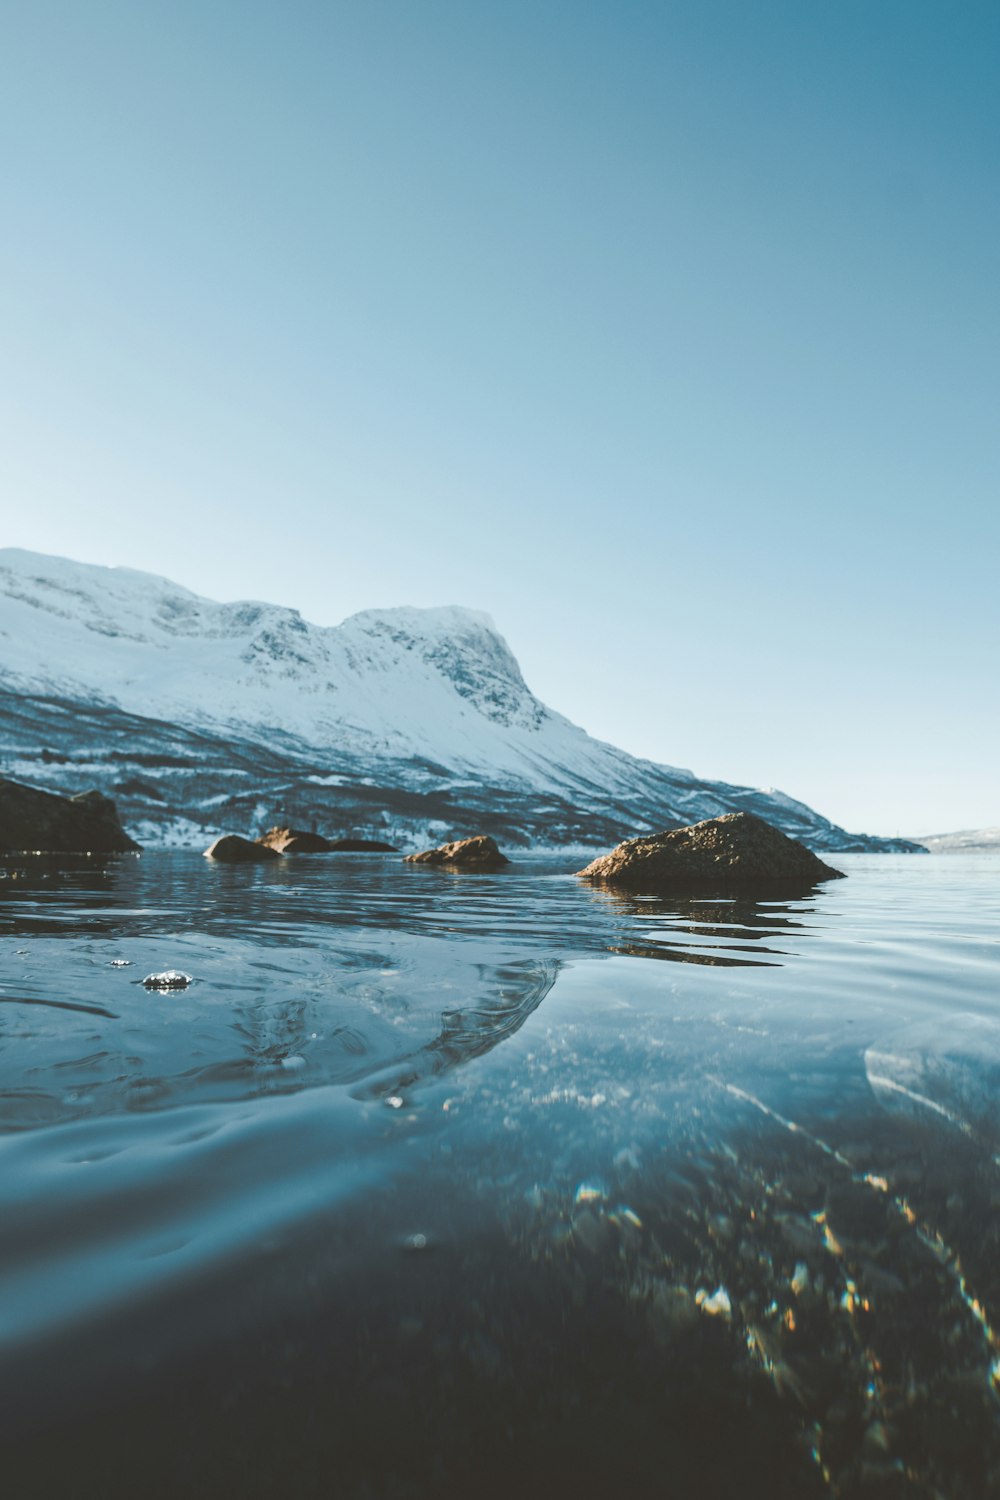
left=205, top=827, right=400, bottom=861
left=1, top=775, right=845, bottom=895
left=205, top=830, right=511, bottom=868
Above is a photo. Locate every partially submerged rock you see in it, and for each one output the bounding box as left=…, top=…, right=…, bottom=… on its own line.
left=257, top=827, right=334, bottom=854
left=404, top=835, right=509, bottom=870
left=0, top=777, right=140, bottom=853
left=577, top=812, right=843, bottom=896
left=257, top=827, right=398, bottom=854
left=204, top=834, right=280, bottom=863
left=326, top=838, right=399, bottom=852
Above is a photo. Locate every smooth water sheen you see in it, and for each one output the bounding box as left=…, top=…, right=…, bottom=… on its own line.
left=1, top=852, right=998, bottom=1498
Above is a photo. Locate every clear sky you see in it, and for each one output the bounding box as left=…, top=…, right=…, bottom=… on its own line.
left=1, top=0, right=997, bottom=837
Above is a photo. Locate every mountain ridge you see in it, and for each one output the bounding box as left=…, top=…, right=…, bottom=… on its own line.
left=0, top=549, right=923, bottom=853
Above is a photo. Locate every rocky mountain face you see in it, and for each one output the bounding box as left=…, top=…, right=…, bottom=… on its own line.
left=0, top=549, right=924, bottom=852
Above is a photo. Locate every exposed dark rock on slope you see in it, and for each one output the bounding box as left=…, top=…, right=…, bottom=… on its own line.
left=0, top=776, right=139, bottom=853
left=577, top=812, right=844, bottom=895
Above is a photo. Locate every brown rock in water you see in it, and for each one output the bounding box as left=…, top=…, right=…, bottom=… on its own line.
left=0, top=777, right=140, bottom=853
left=257, top=827, right=333, bottom=854
left=576, top=812, right=843, bottom=895
left=257, top=827, right=399, bottom=854
left=404, top=835, right=509, bottom=870
left=204, top=834, right=281, bottom=862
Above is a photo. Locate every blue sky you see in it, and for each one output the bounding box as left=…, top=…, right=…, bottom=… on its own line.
left=1, top=0, right=997, bottom=836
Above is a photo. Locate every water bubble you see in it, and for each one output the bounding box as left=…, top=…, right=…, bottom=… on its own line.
left=386, top=1095, right=404, bottom=1110
left=143, top=971, right=193, bottom=991
left=403, top=1233, right=428, bottom=1252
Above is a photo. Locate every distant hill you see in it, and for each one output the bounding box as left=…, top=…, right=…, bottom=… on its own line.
left=913, top=828, right=1000, bottom=854
left=0, top=548, right=924, bottom=853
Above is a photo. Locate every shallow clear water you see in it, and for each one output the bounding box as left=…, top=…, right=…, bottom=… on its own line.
left=1, top=851, right=998, bottom=1498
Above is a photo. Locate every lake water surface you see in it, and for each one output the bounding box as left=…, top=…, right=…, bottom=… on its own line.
left=1, top=851, right=998, bottom=1498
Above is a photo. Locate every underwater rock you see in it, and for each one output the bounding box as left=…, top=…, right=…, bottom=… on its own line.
left=403, top=835, right=509, bottom=870
left=577, top=812, right=843, bottom=896
left=204, top=834, right=281, bottom=862
left=0, top=777, right=140, bottom=854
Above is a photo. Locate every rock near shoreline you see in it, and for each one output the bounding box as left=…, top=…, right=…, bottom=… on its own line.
left=0, top=777, right=139, bottom=854
left=404, top=836, right=509, bottom=870
left=257, top=827, right=398, bottom=854
left=577, top=812, right=843, bottom=895
left=204, top=834, right=281, bottom=863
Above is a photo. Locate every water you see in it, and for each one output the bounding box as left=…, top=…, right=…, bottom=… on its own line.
left=1, top=851, right=998, bottom=1498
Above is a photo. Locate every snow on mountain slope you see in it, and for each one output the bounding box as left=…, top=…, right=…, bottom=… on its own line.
left=0, top=549, right=648, bottom=787
left=0, top=549, right=921, bottom=851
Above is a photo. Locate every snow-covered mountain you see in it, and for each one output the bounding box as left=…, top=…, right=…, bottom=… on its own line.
left=0, top=549, right=921, bottom=852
